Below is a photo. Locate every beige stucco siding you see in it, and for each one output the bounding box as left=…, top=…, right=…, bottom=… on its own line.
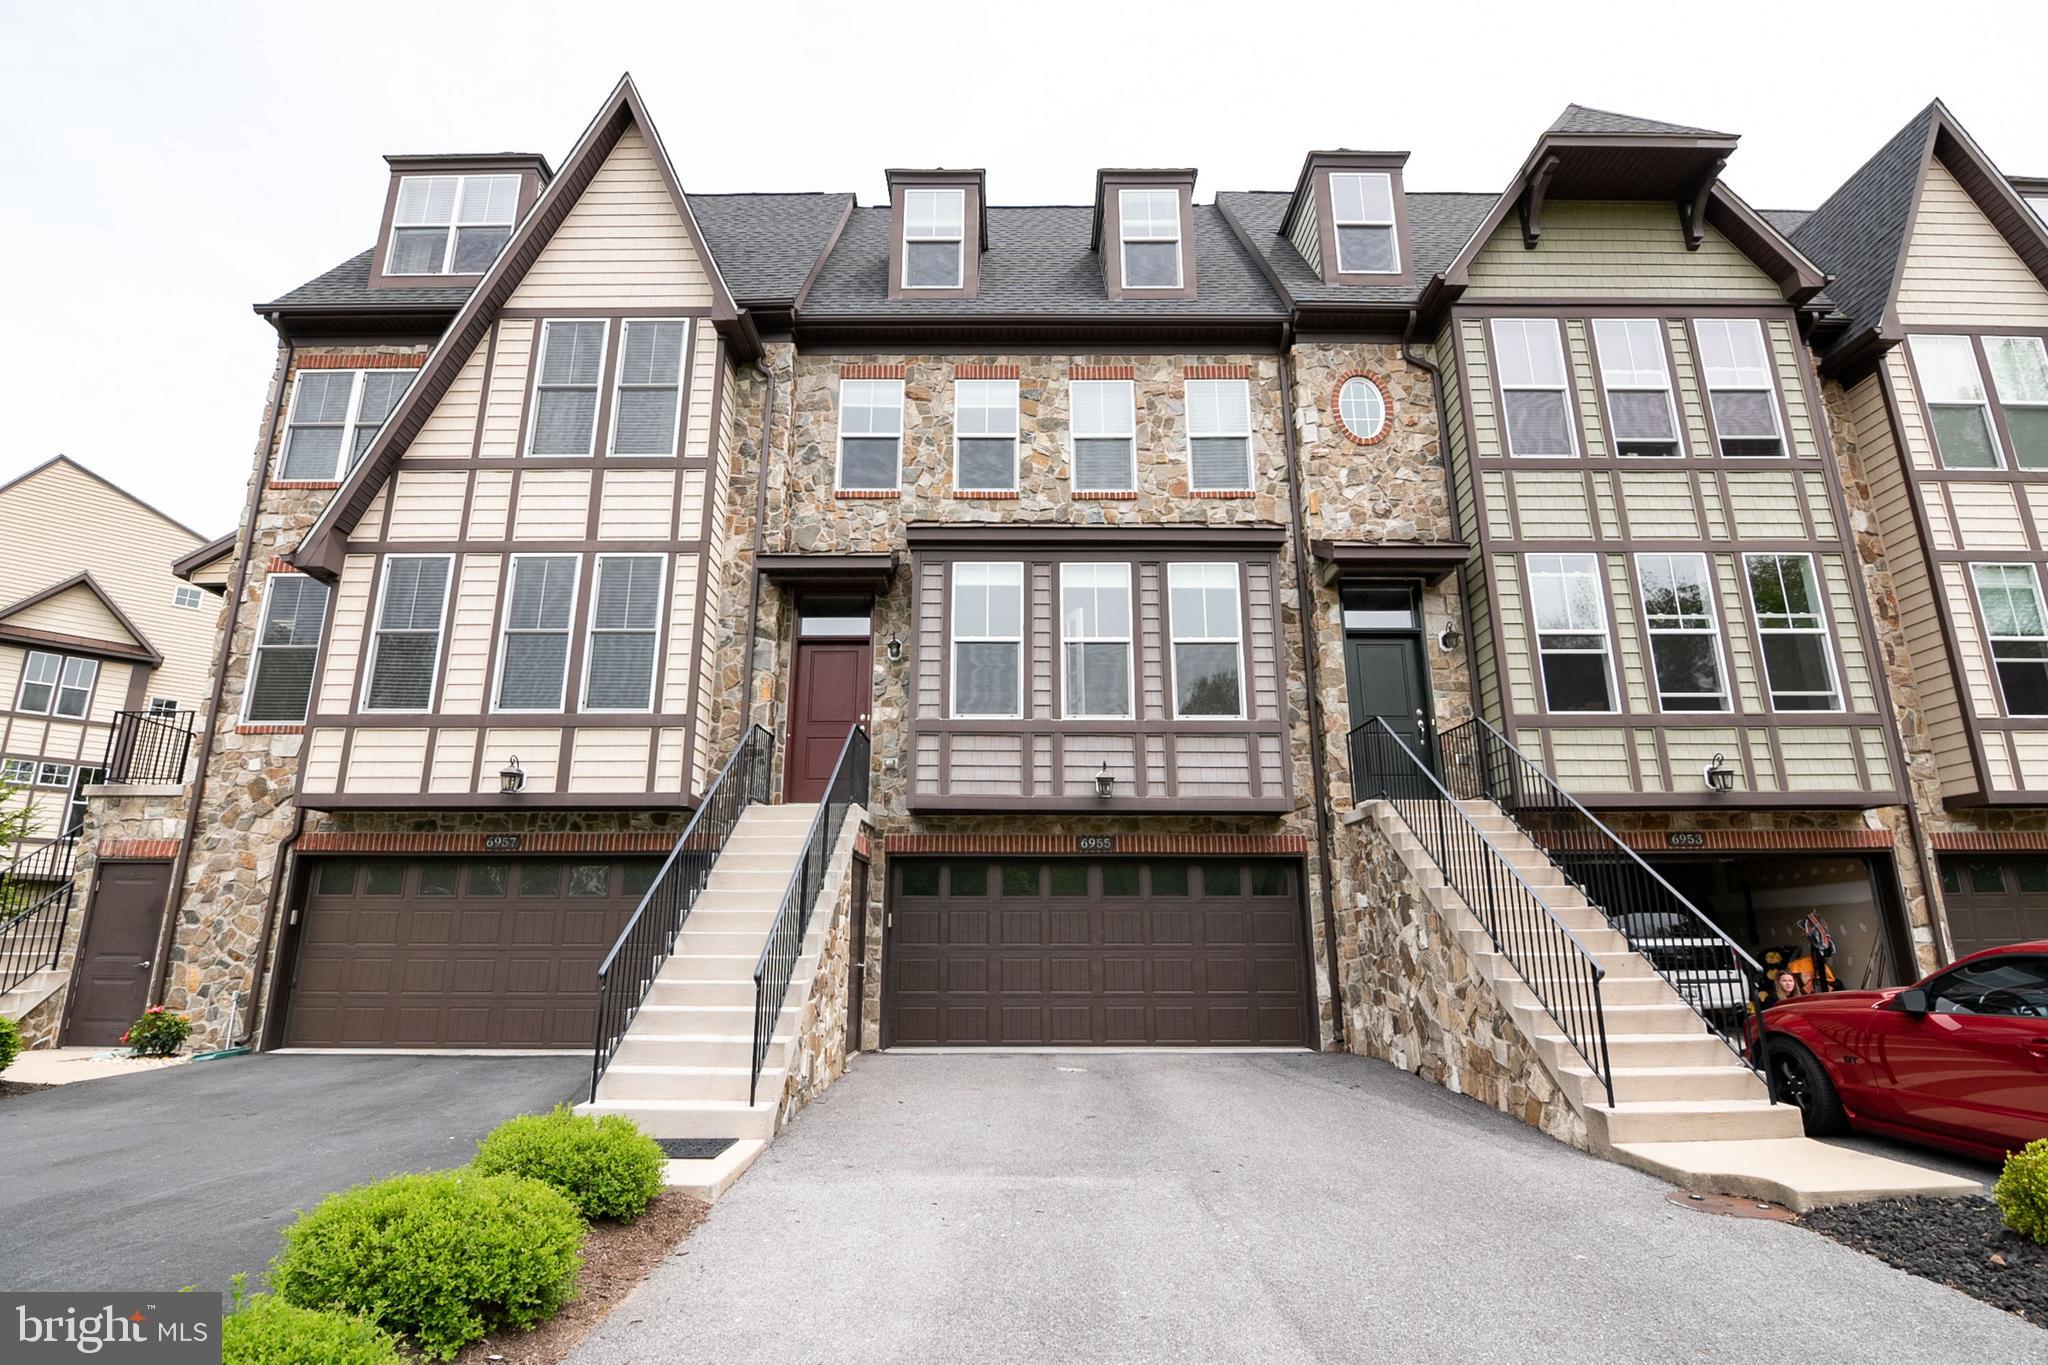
left=1897, top=160, right=2048, bottom=326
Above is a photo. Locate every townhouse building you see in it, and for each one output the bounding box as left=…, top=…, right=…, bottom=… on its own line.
left=11, top=78, right=2046, bottom=1180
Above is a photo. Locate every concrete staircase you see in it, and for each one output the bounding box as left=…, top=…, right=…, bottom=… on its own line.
left=0, top=966, right=64, bottom=1023
left=579, top=802, right=822, bottom=1145
left=1365, top=798, right=1979, bottom=1209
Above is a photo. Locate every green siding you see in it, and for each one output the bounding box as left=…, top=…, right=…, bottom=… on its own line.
left=1464, top=202, right=1783, bottom=300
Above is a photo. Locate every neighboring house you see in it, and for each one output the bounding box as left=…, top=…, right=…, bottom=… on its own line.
left=1792, top=101, right=2048, bottom=962
left=32, top=78, right=2035, bottom=1190
left=0, top=457, right=217, bottom=850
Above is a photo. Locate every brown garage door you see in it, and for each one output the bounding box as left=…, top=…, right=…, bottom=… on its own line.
left=284, top=857, right=659, bottom=1048
left=886, top=859, right=1309, bottom=1047
left=1940, top=856, right=2048, bottom=959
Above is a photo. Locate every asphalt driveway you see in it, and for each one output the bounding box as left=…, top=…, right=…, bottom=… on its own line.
left=570, top=1052, right=2038, bottom=1365
left=0, top=1052, right=587, bottom=1293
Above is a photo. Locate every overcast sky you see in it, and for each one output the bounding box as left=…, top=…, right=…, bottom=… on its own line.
left=2, top=0, right=2044, bottom=535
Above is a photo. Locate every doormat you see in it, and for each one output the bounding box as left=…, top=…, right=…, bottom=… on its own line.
left=656, top=1137, right=737, bottom=1159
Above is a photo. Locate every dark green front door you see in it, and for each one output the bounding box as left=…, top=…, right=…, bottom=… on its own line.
left=1344, top=634, right=1430, bottom=757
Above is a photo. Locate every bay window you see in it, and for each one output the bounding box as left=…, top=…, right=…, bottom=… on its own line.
left=1060, top=563, right=1133, bottom=718
left=1636, top=553, right=1727, bottom=711
left=1168, top=563, right=1244, bottom=718
left=951, top=563, right=1023, bottom=718
left=1526, top=553, right=1615, bottom=712
left=1744, top=553, right=1841, bottom=711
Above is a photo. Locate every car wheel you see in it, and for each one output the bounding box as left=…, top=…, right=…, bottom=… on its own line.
left=1764, top=1038, right=1846, bottom=1136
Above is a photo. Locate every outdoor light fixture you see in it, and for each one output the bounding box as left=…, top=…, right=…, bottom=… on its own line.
left=1703, top=752, right=1735, bottom=793
left=1094, top=760, right=1115, bottom=799
left=500, top=755, right=526, bottom=795
left=1437, top=624, right=1462, bottom=653
left=886, top=635, right=903, bottom=662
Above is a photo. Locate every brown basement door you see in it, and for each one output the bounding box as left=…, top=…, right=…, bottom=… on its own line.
left=1939, top=856, right=2048, bottom=960
left=887, top=858, right=1310, bottom=1047
left=283, top=857, right=659, bottom=1048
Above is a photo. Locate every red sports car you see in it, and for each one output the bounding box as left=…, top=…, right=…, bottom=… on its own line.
left=1751, top=941, right=2048, bottom=1163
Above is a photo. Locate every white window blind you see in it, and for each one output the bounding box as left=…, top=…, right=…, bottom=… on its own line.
left=954, top=379, right=1019, bottom=492
left=1695, top=318, right=1785, bottom=456
left=1070, top=379, right=1137, bottom=492
left=1593, top=318, right=1682, bottom=457
left=611, top=320, right=688, bottom=455
left=1119, top=188, right=1182, bottom=289
left=837, top=379, right=904, bottom=490
left=495, top=556, right=579, bottom=710
left=245, top=576, right=330, bottom=724
left=280, top=369, right=411, bottom=481
left=585, top=555, right=664, bottom=710
left=1060, top=562, right=1133, bottom=718
left=951, top=563, right=1023, bottom=718
left=903, top=189, right=965, bottom=289
left=387, top=173, right=519, bottom=275
left=365, top=556, right=452, bottom=711
left=1330, top=173, right=1398, bottom=273
left=1168, top=562, right=1244, bottom=718
left=1185, top=379, right=1252, bottom=491
left=1492, top=318, right=1575, bottom=457
left=529, top=320, right=608, bottom=455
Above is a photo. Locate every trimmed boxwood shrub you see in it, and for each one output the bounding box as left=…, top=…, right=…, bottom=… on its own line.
left=222, top=1293, right=401, bottom=1365
left=473, top=1105, right=667, bottom=1222
left=271, top=1170, right=583, bottom=1360
left=0, top=1013, right=20, bottom=1075
left=1995, top=1137, right=2048, bottom=1244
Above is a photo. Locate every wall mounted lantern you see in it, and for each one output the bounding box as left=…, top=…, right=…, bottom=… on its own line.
left=886, top=635, right=904, bottom=662
left=1437, top=624, right=1462, bottom=653
left=1094, top=761, right=1115, bottom=799
left=500, top=756, right=527, bottom=795
left=1703, top=752, right=1735, bottom=793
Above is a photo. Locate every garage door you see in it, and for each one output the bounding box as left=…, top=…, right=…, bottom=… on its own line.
left=284, top=857, right=659, bottom=1048
left=1940, top=857, right=2048, bottom=959
left=887, top=859, right=1309, bottom=1047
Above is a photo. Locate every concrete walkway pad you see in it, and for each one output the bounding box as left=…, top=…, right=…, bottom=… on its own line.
left=1611, top=1136, right=1983, bottom=1211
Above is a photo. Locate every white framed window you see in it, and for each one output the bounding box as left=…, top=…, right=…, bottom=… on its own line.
left=1743, top=553, right=1841, bottom=711
left=1070, top=379, right=1137, bottom=492
left=36, top=761, right=73, bottom=789
left=1526, top=553, right=1616, bottom=713
left=1491, top=318, right=1576, bottom=457
left=385, top=173, right=520, bottom=276
left=609, top=320, right=688, bottom=456
left=55, top=658, right=94, bottom=718
left=837, top=379, right=905, bottom=491
left=1330, top=172, right=1399, bottom=274
left=1185, top=378, right=1253, bottom=491
left=1635, top=553, right=1727, bottom=712
left=171, top=584, right=204, bottom=610
left=279, top=369, right=412, bottom=481
left=147, top=697, right=178, bottom=717
left=1694, top=318, right=1786, bottom=457
left=1060, top=563, right=1133, bottom=719
left=950, top=562, right=1024, bottom=719
left=65, top=765, right=105, bottom=834
left=1971, top=563, right=2048, bottom=716
left=1593, top=318, right=1683, bottom=457
left=954, top=379, right=1020, bottom=492
left=494, top=555, right=579, bottom=711
left=15, top=651, right=60, bottom=715
left=0, top=759, right=31, bottom=785
left=244, top=575, right=330, bottom=725
left=1909, top=333, right=2002, bottom=470
left=903, top=188, right=965, bottom=289
left=363, top=555, right=453, bottom=712
left=1336, top=376, right=1388, bottom=443
left=1119, top=188, right=1183, bottom=289
left=584, top=555, right=665, bottom=711
left=1168, top=562, right=1245, bottom=719
left=528, top=320, right=608, bottom=456
left=1986, top=335, right=2048, bottom=470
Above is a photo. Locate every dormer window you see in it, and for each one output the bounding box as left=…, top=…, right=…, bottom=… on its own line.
left=386, top=174, right=520, bottom=276
left=1331, top=173, right=1398, bottom=274
left=904, top=189, right=965, bottom=289
left=1119, top=189, right=1183, bottom=289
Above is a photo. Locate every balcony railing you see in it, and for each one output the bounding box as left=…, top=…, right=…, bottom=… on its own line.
left=101, top=710, right=197, bottom=786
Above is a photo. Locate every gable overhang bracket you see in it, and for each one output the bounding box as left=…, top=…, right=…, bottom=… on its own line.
left=1519, top=155, right=1561, bottom=250
left=1680, top=158, right=1728, bottom=251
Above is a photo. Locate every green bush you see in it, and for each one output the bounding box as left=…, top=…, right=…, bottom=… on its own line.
left=121, top=1006, right=190, bottom=1057
left=473, top=1105, right=667, bottom=1222
left=272, top=1171, right=583, bottom=1360
left=1995, top=1137, right=2048, bottom=1244
left=0, top=1013, right=20, bottom=1075
left=222, top=1291, right=400, bottom=1365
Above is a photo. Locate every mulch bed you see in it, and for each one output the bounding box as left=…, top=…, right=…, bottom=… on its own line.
left=451, top=1191, right=708, bottom=1364
left=0, top=1079, right=54, bottom=1101
left=1802, top=1196, right=2048, bottom=1326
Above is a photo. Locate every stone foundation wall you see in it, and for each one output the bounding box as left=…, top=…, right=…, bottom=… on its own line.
left=776, top=816, right=868, bottom=1127
left=1332, top=807, right=1586, bottom=1149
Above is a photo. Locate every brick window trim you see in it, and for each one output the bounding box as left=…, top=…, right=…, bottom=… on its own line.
left=1185, top=364, right=1253, bottom=380
left=296, top=354, right=426, bottom=371
left=1930, top=831, right=2048, bottom=852
left=235, top=723, right=305, bottom=735
left=1071, top=365, right=1137, bottom=381
left=949, top=489, right=1020, bottom=500
left=1556, top=829, right=1897, bottom=854
left=1189, top=489, right=1254, bottom=499
left=265, top=557, right=296, bottom=574
left=269, top=481, right=343, bottom=490
left=98, top=839, right=181, bottom=859
left=1073, top=490, right=1139, bottom=500
left=1331, top=370, right=1395, bottom=447
left=296, top=831, right=679, bottom=855
left=956, top=364, right=1021, bottom=380
left=883, top=833, right=1312, bottom=856
left=840, top=363, right=907, bottom=380
left=836, top=489, right=902, bottom=500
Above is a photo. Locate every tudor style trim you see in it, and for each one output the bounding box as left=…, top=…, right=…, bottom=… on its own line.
left=0, top=571, right=164, bottom=666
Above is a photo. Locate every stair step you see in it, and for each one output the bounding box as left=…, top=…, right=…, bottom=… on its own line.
left=598, top=1063, right=782, bottom=1103
left=675, top=928, right=780, bottom=954
left=1559, top=1064, right=1767, bottom=1104
left=1591, top=1099, right=1806, bottom=1145
left=577, top=1098, right=778, bottom=1140
left=650, top=970, right=814, bottom=1007
left=1534, top=1031, right=1742, bottom=1069
left=613, top=1033, right=794, bottom=1068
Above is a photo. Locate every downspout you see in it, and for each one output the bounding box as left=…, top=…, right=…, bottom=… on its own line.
left=234, top=803, right=304, bottom=1047
left=1277, top=328, right=1346, bottom=1049
left=738, top=355, right=777, bottom=760
left=1401, top=306, right=1479, bottom=675
left=150, top=331, right=294, bottom=1014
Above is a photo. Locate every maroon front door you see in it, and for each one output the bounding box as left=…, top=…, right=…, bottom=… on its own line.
left=785, top=618, right=872, bottom=803
left=63, top=860, right=171, bottom=1047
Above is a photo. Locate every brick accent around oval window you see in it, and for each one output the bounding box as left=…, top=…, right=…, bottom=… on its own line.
left=1331, top=370, right=1394, bottom=446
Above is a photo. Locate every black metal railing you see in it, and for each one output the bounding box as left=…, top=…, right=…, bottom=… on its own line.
left=0, top=836, right=79, bottom=998
left=101, top=710, right=198, bottom=785
left=590, top=725, right=774, bottom=1101
left=1434, top=717, right=1768, bottom=1075
left=1351, top=717, right=1614, bottom=1106
left=751, top=725, right=869, bottom=1106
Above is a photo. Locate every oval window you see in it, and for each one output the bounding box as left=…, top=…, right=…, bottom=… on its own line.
left=1337, top=375, right=1388, bottom=443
